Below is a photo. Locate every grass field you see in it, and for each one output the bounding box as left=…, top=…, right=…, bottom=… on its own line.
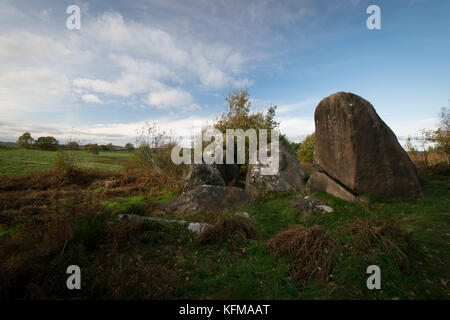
left=0, top=149, right=132, bottom=176
left=0, top=148, right=448, bottom=299
left=97, top=175, right=450, bottom=299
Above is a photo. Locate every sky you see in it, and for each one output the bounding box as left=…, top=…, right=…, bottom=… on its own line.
left=0, top=0, right=449, bottom=147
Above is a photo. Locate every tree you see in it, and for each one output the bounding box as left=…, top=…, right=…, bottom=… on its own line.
left=213, top=88, right=279, bottom=164
left=85, top=144, right=100, bottom=155
left=17, top=132, right=34, bottom=149
left=34, top=136, right=59, bottom=151
left=405, top=135, right=417, bottom=155
left=125, top=143, right=135, bottom=152
left=424, top=107, right=449, bottom=165
left=66, top=141, right=80, bottom=150
left=215, top=89, right=279, bottom=135
left=296, top=133, right=315, bottom=165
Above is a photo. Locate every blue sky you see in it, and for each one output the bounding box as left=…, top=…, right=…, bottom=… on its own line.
left=0, top=0, right=449, bottom=146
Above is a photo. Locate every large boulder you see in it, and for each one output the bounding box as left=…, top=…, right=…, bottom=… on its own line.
left=183, top=163, right=225, bottom=192
left=158, top=185, right=251, bottom=215
left=245, top=142, right=309, bottom=200
left=314, top=92, right=424, bottom=198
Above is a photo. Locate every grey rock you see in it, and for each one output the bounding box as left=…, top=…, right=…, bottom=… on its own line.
left=187, top=222, right=213, bottom=234
left=118, top=214, right=213, bottom=234
left=245, top=142, right=309, bottom=200
left=293, top=195, right=334, bottom=215
left=158, top=185, right=251, bottom=215
left=183, top=163, right=225, bottom=192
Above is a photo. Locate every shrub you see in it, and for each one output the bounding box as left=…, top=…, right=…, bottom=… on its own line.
left=85, top=144, right=100, bottom=155
left=53, top=151, right=77, bottom=178
left=132, top=122, right=187, bottom=188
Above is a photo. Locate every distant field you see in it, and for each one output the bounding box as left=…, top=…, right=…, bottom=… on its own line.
left=0, top=149, right=133, bottom=176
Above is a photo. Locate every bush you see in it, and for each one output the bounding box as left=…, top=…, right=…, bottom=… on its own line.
left=86, top=144, right=100, bottom=155
left=53, top=151, right=77, bottom=178
left=132, top=122, right=187, bottom=188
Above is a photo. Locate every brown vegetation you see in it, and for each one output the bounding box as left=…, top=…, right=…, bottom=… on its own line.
left=267, top=225, right=337, bottom=285
left=347, top=218, right=412, bottom=272
left=197, top=217, right=258, bottom=245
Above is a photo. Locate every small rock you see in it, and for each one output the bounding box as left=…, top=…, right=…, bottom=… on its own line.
left=234, top=212, right=252, bottom=220
left=294, top=196, right=334, bottom=215
left=316, top=205, right=334, bottom=214
left=187, top=223, right=213, bottom=234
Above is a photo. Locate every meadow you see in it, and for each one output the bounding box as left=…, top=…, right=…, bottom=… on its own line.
left=0, top=146, right=448, bottom=299
left=0, top=148, right=132, bottom=176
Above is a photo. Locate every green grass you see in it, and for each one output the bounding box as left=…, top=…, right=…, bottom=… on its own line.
left=0, top=150, right=448, bottom=299
left=0, top=149, right=133, bottom=176
left=102, top=192, right=179, bottom=215
left=92, top=174, right=449, bottom=299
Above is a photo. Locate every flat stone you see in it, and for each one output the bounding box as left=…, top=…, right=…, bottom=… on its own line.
left=306, top=171, right=359, bottom=202
left=118, top=214, right=213, bottom=235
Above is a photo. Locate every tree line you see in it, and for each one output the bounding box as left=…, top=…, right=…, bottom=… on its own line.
left=16, top=132, right=135, bottom=153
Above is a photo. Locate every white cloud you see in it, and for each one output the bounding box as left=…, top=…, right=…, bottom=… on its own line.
left=72, top=11, right=250, bottom=92
left=0, top=2, right=25, bottom=18
left=0, top=68, right=70, bottom=115
left=72, top=54, right=177, bottom=97
left=277, top=98, right=319, bottom=114
left=147, top=88, right=193, bottom=109
left=0, top=31, right=79, bottom=64
left=81, top=94, right=103, bottom=104
left=278, top=116, right=315, bottom=142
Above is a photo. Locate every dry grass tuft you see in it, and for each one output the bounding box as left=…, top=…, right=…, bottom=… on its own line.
left=267, top=225, right=336, bottom=285
left=348, top=218, right=412, bottom=271
left=197, top=217, right=258, bottom=245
